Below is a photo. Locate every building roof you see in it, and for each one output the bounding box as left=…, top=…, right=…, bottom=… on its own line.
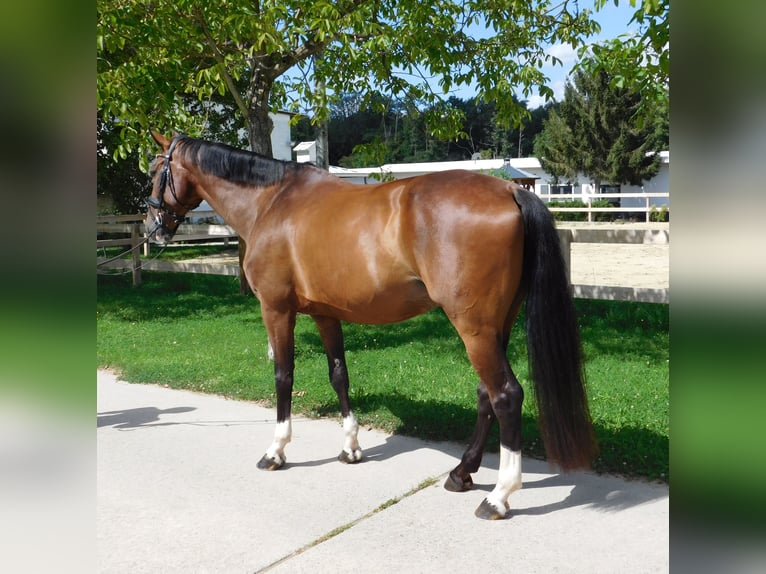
left=499, top=163, right=539, bottom=180
left=293, top=141, right=316, bottom=152
left=330, top=157, right=542, bottom=178
left=328, top=152, right=669, bottom=181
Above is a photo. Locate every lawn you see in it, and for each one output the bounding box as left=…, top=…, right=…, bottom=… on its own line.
left=97, top=272, right=669, bottom=481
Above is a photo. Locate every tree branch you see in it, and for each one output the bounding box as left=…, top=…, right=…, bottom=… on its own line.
left=195, top=8, right=251, bottom=131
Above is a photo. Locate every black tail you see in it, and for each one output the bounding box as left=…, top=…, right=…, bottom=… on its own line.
left=512, top=187, right=598, bottom=471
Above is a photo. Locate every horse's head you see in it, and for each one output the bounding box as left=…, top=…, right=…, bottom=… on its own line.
left=144, top=131, right=201, bottom=245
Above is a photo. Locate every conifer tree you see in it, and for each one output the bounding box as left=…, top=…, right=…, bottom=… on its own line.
left=534, top=66, right=667, bottom=192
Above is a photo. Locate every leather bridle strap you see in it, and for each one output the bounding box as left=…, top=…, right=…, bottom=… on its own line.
left=145, top=136, right=187, bottom=230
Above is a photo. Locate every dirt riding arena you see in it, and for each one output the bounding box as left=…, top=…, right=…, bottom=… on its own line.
left=556, top=221, right=669, bottom=293
left=570, top=242, right=669, bottom=290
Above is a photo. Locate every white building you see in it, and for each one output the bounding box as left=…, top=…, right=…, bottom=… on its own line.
left=329, top=152, right=670, bottom=209
left=268, top=112, right=294, bottom=161
left=293, top=141, right=317, bottom=164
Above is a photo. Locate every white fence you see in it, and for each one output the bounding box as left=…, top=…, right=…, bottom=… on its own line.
left=541, top=192, right=670, bottom=223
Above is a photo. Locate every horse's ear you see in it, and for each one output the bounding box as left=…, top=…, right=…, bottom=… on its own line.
left=151, top=130, right=171, bottom=149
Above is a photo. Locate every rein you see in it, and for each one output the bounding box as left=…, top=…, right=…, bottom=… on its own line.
left=96, top=240, right=168, bottom=276
left=96, top=236, right=150, bottom=267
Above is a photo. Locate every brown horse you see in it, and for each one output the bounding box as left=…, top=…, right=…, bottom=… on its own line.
left=145, top=132, right=597, bottom=520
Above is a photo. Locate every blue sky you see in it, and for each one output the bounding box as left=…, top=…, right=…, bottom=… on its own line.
left=450, top=1, right=639, bottom=107
left=286, top=2, right=640, bottom=112
left=530, top=1, right=639, bottom=106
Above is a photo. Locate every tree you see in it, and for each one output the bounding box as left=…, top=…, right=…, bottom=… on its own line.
left=533, top=65, right=667, bottom=192
left=532, top=108, right=577, bottom=184
left=97, top=0, right=600, bottom=167
left=97, top=113, right=145, bottom=214
left=578, top=0, right=669, bottom=113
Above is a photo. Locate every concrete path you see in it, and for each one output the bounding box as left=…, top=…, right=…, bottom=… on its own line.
left=97, top=370, right=668, bottom=573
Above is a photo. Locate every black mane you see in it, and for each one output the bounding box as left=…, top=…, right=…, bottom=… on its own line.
left=178, top=136, right=307, bottom=187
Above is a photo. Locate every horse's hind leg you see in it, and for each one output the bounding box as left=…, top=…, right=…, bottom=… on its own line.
left=449, top=327, right=524, bottom=520
left=444, top=383, right=494, bottom=492
left=312, top=315, right=362, bottom=463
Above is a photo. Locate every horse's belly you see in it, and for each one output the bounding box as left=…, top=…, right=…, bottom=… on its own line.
left=298, top=278, right=436, bottom=324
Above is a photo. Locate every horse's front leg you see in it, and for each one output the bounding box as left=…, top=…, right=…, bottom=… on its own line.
left=312, top=315, right=362, bottom=463
left=258, top=307, right=296, bottom=471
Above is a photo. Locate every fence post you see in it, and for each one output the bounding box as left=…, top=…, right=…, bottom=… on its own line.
left=587, top=196, right=593, bottom=223
left=645, top=196, right=650, bottom=223
left=557, top=228, right=573, bottom=284
left=131, top=223, right=142, bottom=286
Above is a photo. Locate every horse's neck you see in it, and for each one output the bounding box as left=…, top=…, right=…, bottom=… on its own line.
left=193, top=170, right=274, bottom=235
left=191, top=162, right=334, bottom=234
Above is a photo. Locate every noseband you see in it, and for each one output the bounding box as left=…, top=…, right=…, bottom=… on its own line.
left=145, top=136, right=190, bottom=238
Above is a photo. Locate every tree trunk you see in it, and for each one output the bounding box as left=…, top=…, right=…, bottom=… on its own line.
left=246, top=70, right=274, bottom=157
left=314, top=51, right=329, bottom=170
left=316, top=117, right=329, bottom=169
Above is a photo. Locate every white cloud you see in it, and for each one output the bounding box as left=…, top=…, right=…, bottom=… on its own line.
left=526, top=94, right=547, bottom=109
left=550, top=78, right=568, bottom=101
left=546, top=43, right=578, bottom=67
left=524, top=78, right=569, bottom=110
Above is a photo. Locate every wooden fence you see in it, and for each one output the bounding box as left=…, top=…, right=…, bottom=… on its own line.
left=98, top=214, right=669, bottom=303
left=97, top=213, right=239, bottom=285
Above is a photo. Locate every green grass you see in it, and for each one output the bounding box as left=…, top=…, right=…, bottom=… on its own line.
left=97, top=272, right=669, bottom=481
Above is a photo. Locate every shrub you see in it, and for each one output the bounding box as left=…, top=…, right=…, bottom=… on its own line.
left=546, top=199, right=619, bottom=222
left=547, top=200, right=588, bottom=221
left=649, top=204, right=669, bottom=222
left=591, top=199, right=616, bottom=222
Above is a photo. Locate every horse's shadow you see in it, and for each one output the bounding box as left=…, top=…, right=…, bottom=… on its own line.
left=469, top=463, right=666, bottom=516
left=97, top=406, right=197, bottom=429
left=286, top=433, right=666, bottom=516
left=282, top=433, right=437, bottom=469
left=98, top=401, right=666, bottom=516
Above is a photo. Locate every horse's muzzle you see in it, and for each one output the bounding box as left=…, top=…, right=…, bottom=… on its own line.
left=144, top=215, right=175, bottom=246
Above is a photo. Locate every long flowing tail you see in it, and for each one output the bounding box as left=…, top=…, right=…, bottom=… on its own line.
left=512, top=186, right=598, bottom=471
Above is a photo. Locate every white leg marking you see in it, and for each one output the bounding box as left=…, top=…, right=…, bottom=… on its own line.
left=341, top=413, right=362, bottom=461
left=265, top=419, right=292, bottom=464
left=267, top=340, right=274, bottom=361
left=485, top=446, right=522, bottom=515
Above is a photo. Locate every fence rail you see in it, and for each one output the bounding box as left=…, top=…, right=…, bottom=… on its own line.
left=97, top=214, right=669, bottom=303
left=540, top=192, right=669, bottom=223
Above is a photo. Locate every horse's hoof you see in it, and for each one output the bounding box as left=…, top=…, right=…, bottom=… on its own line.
left=338, top=449, right=362, bottom=464
left=474, top=498, right=509, bottom=520
left=257, top=454, right=285, bottom=470
left=443, top=471, right=474, bottom=492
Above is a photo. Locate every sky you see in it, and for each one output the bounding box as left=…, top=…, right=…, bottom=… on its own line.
left=284, top=2, right=640, bottom=113
left=452, top=1, right=639, bottom=108
left=532, top=1, right=639, bottom=106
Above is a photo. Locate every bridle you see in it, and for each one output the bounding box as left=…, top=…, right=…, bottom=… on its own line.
left=145, top=136, right=191, bottom=238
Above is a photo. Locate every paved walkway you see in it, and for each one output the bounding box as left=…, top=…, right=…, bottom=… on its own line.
left=98, top=370, right=668, bottom=573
